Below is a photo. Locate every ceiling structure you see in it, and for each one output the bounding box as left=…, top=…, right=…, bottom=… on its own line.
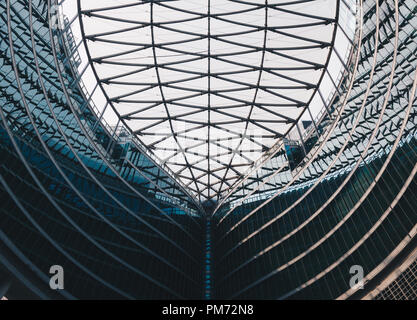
left=78, top=0, right=340, bottom=200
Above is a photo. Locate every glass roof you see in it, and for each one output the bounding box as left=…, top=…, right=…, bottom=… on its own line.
left=72, top=0, right=344, bottom=200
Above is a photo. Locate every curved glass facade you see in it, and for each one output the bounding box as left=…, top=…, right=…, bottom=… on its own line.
left=0, top=0, right=416, bottom=300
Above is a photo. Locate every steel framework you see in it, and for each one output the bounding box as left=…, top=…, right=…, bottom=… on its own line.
left=77, top=0, right=345, bottom=200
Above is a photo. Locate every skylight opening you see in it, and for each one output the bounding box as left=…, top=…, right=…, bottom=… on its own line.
left=59, top=0, right=357, bottom=201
